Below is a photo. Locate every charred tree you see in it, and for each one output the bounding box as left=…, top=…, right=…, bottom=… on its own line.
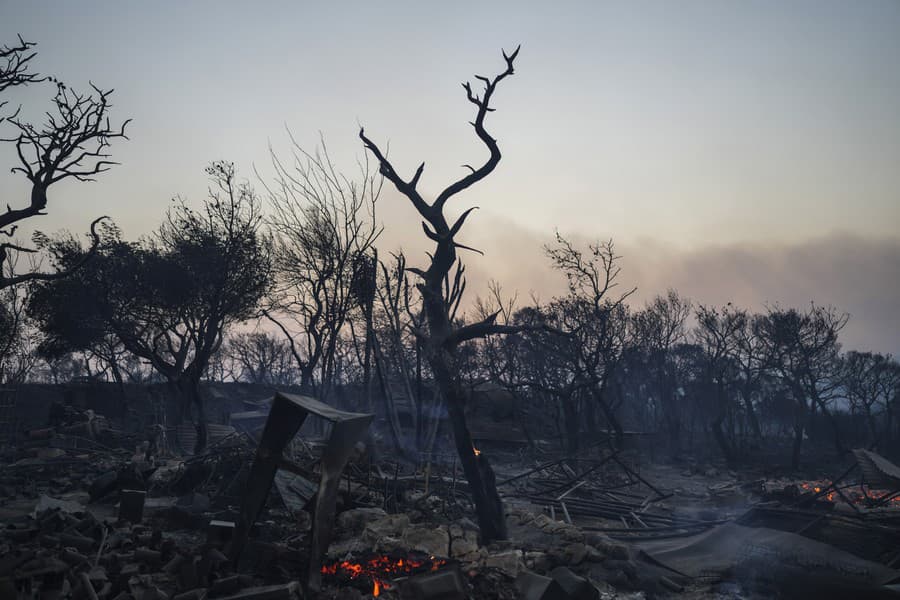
left=543, top=235, right=634, bottom=450
left=1, top=35, right=129, bottom=290
left=840, top=351, right=900, bottom=453
left=30, top=163, right=271, bottom=452
left=225, top=332, right=299, bottom=385
left=359, top=47, right=524, bottom=543
left=631, top=291, right=693, bottom=455
left=263, top=136, right=382, bottom=398
left=755, top=304, right=848, bottom=470
left=694, top=304, right=747, bottom=466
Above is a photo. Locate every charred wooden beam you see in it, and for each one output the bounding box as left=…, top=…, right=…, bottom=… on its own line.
left=227, top=392, right=373, bottom=593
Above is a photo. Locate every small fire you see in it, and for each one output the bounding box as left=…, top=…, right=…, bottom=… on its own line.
left=322, top=554, right=447, bottom=596
left=797, top=481, right=900, bottom=507
left=473, top=446, right=481, bottom=456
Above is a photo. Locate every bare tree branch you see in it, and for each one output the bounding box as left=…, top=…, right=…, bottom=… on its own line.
left=2, top=84, right=130, bottom=236
left=434, top=45, right=519, bottom=212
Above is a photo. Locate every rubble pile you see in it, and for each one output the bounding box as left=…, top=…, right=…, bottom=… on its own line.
left=4, top=396, right=900, bottom=599
left=320, top=497, right=679, bottom=598
left=0, top=465, right=654, bottom=599
left=0, top=491, right=308, bottom=600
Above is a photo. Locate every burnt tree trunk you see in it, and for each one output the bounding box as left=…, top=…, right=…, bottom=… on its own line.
left=428, top=346, right=507, bottom=542
left=415, top=264, right=510, bottom=541
left=359, top=45, right=521, bottom=544
left=173, top=375, right=208, bottom=454
left=299, top=367, right=315, bottom=395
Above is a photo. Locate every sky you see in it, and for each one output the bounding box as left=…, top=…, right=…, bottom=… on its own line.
left=1, top=1, right=899, bottom=354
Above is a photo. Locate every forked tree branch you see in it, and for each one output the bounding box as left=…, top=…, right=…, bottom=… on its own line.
left=446, top=308, right=565, bottom=348
left=1, top=84, right=130, bottom=235
left=0, top=35, right=43, bottom=95
left=360, top=46, right=521, bottom=349
left=435, top=45, right=518, bottom=212
left=359, top=45, right=520, bottom=229
left=445, top=309, right=518, bottom=346
left=358, top=130, right=432, bottom=217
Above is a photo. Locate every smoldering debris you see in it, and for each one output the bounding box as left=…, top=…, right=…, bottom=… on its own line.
left=2, top=395, right=900, bottom=599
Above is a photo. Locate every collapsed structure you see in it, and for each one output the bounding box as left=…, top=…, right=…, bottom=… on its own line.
left=1, top=386, right=900, bottom=599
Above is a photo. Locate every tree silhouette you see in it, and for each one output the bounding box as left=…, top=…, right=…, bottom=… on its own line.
left=542, top=234, right=635, bottom=451
left=30, top=163, right=270, bottom=451
left=359, top=46, right=523, bottom=543
left=840, top=350, right=900, bottom=453
left=263, top=137, right=381, bottom=397
left=0, top=35, right=129, bottom=289
left=754, top=303, right=848, bottom=469
left=631, top=291, right=693, bottom=453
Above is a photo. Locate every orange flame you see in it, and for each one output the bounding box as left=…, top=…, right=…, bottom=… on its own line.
left=321, top=554, right=447, bottom=596
left=473, top=447, right=481, bottom=456
left=797, top=481, right=900, bottom=507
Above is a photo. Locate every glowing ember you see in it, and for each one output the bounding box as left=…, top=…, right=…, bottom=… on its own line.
left=321, top=554, right=448, bottom=596
left=797, top=481, right=900, bottom=507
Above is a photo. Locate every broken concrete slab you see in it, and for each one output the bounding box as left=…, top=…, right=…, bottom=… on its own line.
left=364, top=513, right=411, bottom=539
left=483, top=549, right=524, bottom=578
left=448, top=524, right=479, bottom=560
left=335, top=507, right=388, bottom=535
left=401, top=523, right=450, bottom=557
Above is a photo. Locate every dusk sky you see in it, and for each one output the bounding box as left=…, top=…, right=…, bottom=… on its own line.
left=1, top=1, right=899, bottom=354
